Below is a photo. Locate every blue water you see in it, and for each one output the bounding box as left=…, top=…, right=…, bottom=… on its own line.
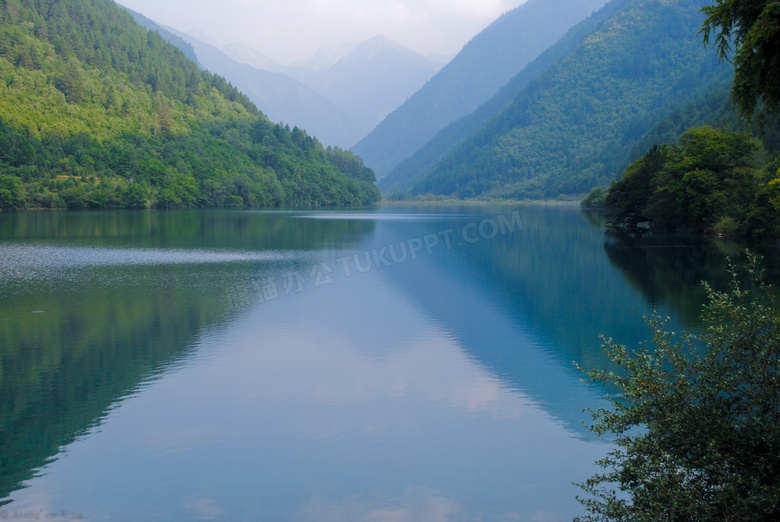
left=0, top=205, right=761, bottom=521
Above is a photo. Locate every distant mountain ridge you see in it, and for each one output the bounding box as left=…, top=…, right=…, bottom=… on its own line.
left=120, top=5, right=324, bottom=131
left=287, top=41, right=362, bottom=71
left=222, top=42, right=286, bottom=73
left=125, top=21, right=443, bottom=148
left=125, top=9, right=356, bottom=148
left=171, top=30, right=361, bottom=147
left=289, top=36, right=443, bottom=141
left=122, top=7, right=438, bottom=147
left=222, top=35, right=444, bottom=147
left=351, top=0, right=611, bottom=178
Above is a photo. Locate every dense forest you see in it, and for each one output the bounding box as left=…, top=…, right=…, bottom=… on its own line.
left=404, top=0, right=731, bottom=200
left=0, top=0, right=380, bottom=210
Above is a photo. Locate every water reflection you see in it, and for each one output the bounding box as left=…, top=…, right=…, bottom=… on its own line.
left=0, top=209, right=377, bottom=251
left=5, top=206, right=772, bottom=520
left=0, top=261, right=234, bottom=503
left=362, top=205, right=649, bottom=435
left=603, top=229, right=780, bottom=326
left=3, top=271, right=605, bottom=520
left=0, top=211, right=374, bottom=504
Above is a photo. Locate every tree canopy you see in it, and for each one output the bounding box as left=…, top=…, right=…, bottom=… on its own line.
left=701, top=0, right=780, bottom=127
left=600, top=126, right=777, bottom=237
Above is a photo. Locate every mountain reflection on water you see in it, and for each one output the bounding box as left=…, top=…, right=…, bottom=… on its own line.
left=1, top=206, right=774, bottom=520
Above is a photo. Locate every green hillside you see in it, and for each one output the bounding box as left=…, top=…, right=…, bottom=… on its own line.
left=379, top=0, right=630, bottom=196
left=410, top=0, right=730, bottom=200
left=627, top=81, right=780, bottom=161
left=120, top=5, right=198, bottom=63
left=0, top=0, right=379, bottom=210
left=351, top=0, right=609, bottom=178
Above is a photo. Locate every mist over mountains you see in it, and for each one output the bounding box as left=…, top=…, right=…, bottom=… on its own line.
left=122, top=8, right=445, bottom=148
left=222, top=43, right=286, bottom=73
left=82, top=0, right=766, bottom=204
left=351, top=0, right=611, bottom=178
left=224, top=35, right=445, bottom=147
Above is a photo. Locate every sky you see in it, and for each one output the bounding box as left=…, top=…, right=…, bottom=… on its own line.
left=117, top=0, right=528, bottom=64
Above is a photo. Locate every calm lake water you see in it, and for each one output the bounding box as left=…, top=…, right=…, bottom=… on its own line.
left=0, top=205, right=775, bottom=521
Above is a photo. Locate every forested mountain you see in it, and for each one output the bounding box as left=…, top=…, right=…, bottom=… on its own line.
left=350, top=0, right=610, bottom=178
left=409, top=0, right=730, bottom=200
left=0, top=0, right=379, bottom=210
left=379, top=0, right=629, bottom=195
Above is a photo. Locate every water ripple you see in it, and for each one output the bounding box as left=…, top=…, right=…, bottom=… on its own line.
left=0, top=244, right=305, bottom=280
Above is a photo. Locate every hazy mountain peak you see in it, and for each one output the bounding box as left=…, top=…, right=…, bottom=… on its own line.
left=290, top=41, right=359, bottom=70
left=361, top=34, right=401, bottom=50
left=222, top=42, right=284, bottom=73
left=335, top=35, right=432, bottom=68
left=185, top=28, right=220, bottom=47
left=285, top=35, right=430, bottom=72
left=270, top=35, right=442, bottom=145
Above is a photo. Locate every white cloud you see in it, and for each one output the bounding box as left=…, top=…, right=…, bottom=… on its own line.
left=118, top=0, right=527, bottom=63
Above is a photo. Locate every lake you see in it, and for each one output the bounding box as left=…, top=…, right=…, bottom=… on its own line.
left=0, top=205, right=773, bottom=521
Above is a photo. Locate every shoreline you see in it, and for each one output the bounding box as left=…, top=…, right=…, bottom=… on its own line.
left=380, top=198, right=583, bottom=207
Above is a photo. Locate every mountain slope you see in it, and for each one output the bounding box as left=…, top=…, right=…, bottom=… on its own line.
left=412, top=0, right=730, bottom=199
left=379, top=0, right=630, bottom=195
left=0, top=0, right=379, bottom=210
left=177, top=32, right=361, bottom=147
left=120, top=5, right=198, bottom=63
left=351, top=0, right=610, bottom=177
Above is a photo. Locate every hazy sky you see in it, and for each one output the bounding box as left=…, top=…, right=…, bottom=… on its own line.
left=118, top=0, right=527, bottom=64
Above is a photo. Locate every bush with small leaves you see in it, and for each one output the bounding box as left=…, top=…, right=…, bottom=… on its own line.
left=576, top=252, right=780, bottom=521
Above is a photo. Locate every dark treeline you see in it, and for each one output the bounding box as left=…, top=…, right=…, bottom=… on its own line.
left=583, top=125, right=780, bottom=240
left=0, top=118, right=380, bottom=209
